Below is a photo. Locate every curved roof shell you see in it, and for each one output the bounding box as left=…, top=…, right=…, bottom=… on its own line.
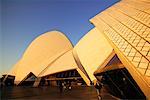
left=73, top=28, right=114, bottom=82
left=39, top=50, right=78, bottom=77
left=9, top=31, right=73, bottom=83
left=90, top=0, right=150, bottom=98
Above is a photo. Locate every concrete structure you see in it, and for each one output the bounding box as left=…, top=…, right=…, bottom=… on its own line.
left=8, top=31, right=74, bottom=85
left=90, top=0, right=150, bottom=98
left=2, top=0, right=150, bottom=99
left=73, top=28, right=115, bottom=83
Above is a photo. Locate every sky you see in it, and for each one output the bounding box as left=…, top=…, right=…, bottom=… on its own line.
left=0, top=0, right=119, bottom=76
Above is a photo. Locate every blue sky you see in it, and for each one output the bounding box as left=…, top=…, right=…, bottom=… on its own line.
left=1, top=0, right=119, bottom=76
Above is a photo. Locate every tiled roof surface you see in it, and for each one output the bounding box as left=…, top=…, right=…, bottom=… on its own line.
left=91, top=0, right=150, bottom=98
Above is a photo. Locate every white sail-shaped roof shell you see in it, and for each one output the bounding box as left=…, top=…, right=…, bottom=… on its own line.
left=39, top=50, right=78, bottom=77
left=73, top=28, right=114, bottom=82
left=9, top=31, right=73, bottom=84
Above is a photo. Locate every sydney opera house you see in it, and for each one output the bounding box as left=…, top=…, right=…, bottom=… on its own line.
left=1, top=0, right=150, bottom=99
